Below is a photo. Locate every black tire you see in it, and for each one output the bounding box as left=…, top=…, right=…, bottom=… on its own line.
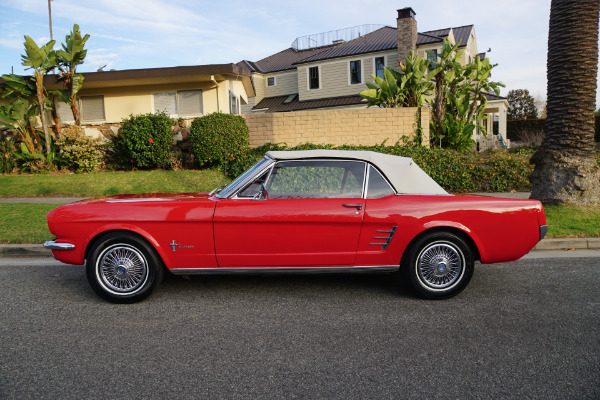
left=86, top=232, right=164, bottom=303
left=401, top=232, right=474, bottom=300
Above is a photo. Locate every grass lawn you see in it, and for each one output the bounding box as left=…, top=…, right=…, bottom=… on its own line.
left=1, top=202, right=598, bottom=244
left=544, top=205, right=600, bottom=238
left=0, top=170, right=229, bottom=197
left=0, top=204, right=56, bottom=243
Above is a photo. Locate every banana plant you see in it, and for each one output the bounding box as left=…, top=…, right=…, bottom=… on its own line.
left=359, top=67, right=407, bottom=108
left=56, top=24, right=90, bottom=126
left=21, top=35, right=56, bottom=155
left=55, top=24, right=89, bottom=125
left=0, top=73, right=43, bottom=153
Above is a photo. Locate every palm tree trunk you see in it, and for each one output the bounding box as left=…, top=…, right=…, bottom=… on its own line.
left=529, top=0, right=600, bottom=205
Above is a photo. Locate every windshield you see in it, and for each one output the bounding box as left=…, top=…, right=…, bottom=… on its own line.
left=214, top=157, right=273, bottom=198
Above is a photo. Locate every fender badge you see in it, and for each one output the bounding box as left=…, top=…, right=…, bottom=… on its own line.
left=170, top=240, right=194, bottom=252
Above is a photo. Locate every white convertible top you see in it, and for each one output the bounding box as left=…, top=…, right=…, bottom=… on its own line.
left=266, top=150, right=448, bottom=195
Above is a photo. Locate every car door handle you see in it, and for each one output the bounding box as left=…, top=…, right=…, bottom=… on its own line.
left=343, top=203, right=363, bottom=210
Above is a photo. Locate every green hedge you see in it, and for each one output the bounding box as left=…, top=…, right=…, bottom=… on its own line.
left=111, top=112, right=174, bottom=169
left=189, top=112, right=250, bottom=177
left=507, top=116, right=600, bottom=142
left=239, top=143, right=537, bottom=193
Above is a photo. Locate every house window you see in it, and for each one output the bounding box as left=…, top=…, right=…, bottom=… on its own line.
left=154, top=90, right=203, bottom=117
left=309, top=66, right=319, bottom=90
left=350, top=60, right=362, bottom=84
left=427, top=49, right=438, bottom=70
left=229, top=91, right=239, bottom=115
left=178, top=90, right=203, bottom=116
left=56, top=99, right=75, bottom=122
left=375, top=57, right=385, bottom=79
left=80, top=96, right=105, bottom=122
left=267, top=77, right=276, bottom=87
left=154, top=92, right=178, bottom=115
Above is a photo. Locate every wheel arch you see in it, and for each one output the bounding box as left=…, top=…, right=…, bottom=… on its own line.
left=400, top=226, right=481, bottom=266
left=84, top=229, right=170, bottom=270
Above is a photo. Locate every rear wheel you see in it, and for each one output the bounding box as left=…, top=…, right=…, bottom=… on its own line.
left=402, top=232, right=474, bottom=299
left=86, top=233, right=164, bottom=303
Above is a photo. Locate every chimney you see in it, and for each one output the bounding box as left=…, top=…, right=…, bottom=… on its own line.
left=397, top=7, right=417, bottom=64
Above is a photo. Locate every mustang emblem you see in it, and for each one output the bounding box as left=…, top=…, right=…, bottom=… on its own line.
left=170, top=240, right=194, bottom=252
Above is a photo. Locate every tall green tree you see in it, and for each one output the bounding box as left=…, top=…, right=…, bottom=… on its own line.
left=21, top=36, right=56, bottom=155
left=507, top=89, right=538, bottom=120
left=55, top=24, right=89, bottom=125
left=529, top=0, right=600, bottom=205
left=427, top=40, right=503, bottom=150
left=359, top=52, right=438, bottom=145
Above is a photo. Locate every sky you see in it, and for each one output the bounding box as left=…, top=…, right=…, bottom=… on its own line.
left=0, top=0, right=598, bottom=109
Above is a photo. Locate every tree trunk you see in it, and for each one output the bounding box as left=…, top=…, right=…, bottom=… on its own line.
left=51, top=95, right=61, bottom=138
left=529, top=0, right=600, bottom=205
left=35, top=72, right=52, bottom=155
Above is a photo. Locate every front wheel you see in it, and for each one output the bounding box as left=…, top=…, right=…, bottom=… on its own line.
left=86, top=233, right=164, bottom=303
left=401, top=232, right=474, bottom=300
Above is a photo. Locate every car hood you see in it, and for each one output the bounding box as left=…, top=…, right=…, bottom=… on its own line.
left=74, top=192, right=212, bottom=204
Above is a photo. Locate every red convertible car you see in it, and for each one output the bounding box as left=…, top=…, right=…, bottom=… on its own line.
left=45, top=150, right=547, bottom=303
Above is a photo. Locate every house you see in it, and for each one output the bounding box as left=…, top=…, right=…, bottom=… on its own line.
left=238, top=7, right=508, bottom=148
left=42, top=63, right=254, bottom=125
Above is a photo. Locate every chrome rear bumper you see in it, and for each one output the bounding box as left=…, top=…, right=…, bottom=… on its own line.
left=44, top=241, right=75, bottom=251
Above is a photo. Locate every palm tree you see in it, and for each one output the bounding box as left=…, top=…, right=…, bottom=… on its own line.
left=529, top=0, right=600, bottom=205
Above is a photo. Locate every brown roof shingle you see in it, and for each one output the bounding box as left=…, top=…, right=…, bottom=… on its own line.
left=254, top=94, right=366, bottom=113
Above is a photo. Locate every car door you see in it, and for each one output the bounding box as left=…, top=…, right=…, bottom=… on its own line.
left=213, top=159, right=366, bottom=267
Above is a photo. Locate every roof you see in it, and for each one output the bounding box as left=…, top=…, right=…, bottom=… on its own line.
left=1, top=64, right=255, bottom=97
left=483, top=92, right=507, bottom=101
left=266, top=150, right=448, bottom=195
left=242, top=24, right=475, bottom=73
left=245, top=46, right=335, bottom=74
left=254, top=94, right=365, bottom=113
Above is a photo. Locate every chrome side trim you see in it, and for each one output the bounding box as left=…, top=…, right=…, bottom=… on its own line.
left=169, top=265, right=399, bottom=275
left=44, top=241, right=75, bottom=251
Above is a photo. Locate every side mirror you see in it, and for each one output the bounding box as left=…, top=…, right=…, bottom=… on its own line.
left=252, top=184, right=269, bottom=200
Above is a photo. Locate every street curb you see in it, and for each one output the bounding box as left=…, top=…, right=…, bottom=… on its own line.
left=0, top=238, right=597, bottom=258
left=0, top=244, right=53, bottom=257
left=534, top=238, right=600, bottom=250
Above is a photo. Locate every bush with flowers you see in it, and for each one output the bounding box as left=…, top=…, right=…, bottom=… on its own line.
left=189, top=112, right=250, bottom=176
left=0, top=135, right=17, bottom=173
left=57, top=126, right=105, bottom=173
left=111, top=112, right=174, bottom=169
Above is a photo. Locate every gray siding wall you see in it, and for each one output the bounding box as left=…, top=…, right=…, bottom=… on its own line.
left=298, top=51, right=397, bottom=101
left=262, top=71, right=298, bottom=98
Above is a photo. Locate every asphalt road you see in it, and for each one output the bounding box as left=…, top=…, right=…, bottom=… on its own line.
left=1, top=256, right=599, bottom=399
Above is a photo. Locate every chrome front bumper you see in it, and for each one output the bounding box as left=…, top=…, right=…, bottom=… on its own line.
left=44, top=241, right=76, bottom=251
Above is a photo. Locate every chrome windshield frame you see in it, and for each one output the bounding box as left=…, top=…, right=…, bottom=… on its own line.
left=214, top=156, right=276, bottom=199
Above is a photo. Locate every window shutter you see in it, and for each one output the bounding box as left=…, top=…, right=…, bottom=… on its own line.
left=81, top=96, right=105, bottom=122
left=154, top=92, right=177, bottom=115
left=56, top=100, right=74, bottom=122
left=178, top=90, right=202, bottom=116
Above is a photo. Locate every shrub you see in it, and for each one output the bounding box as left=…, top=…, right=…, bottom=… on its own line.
left=0, top=136, right=17, bottom=173
left=189, top=112, right=249, bottom=176
left=112, top=112, right=174, bottom=169
left=57, top=127, right=105, bottom=173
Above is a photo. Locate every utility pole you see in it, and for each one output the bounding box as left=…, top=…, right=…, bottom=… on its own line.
left=48, top=0, right=53, bottom=40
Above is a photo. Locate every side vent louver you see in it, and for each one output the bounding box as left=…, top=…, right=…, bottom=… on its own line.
left=369, top=226, right=397, bottom=250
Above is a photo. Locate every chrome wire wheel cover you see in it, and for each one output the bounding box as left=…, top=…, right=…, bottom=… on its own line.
left=96, top=245, right=149, bottom=295
left=416, top=241, right=465, bottom=290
